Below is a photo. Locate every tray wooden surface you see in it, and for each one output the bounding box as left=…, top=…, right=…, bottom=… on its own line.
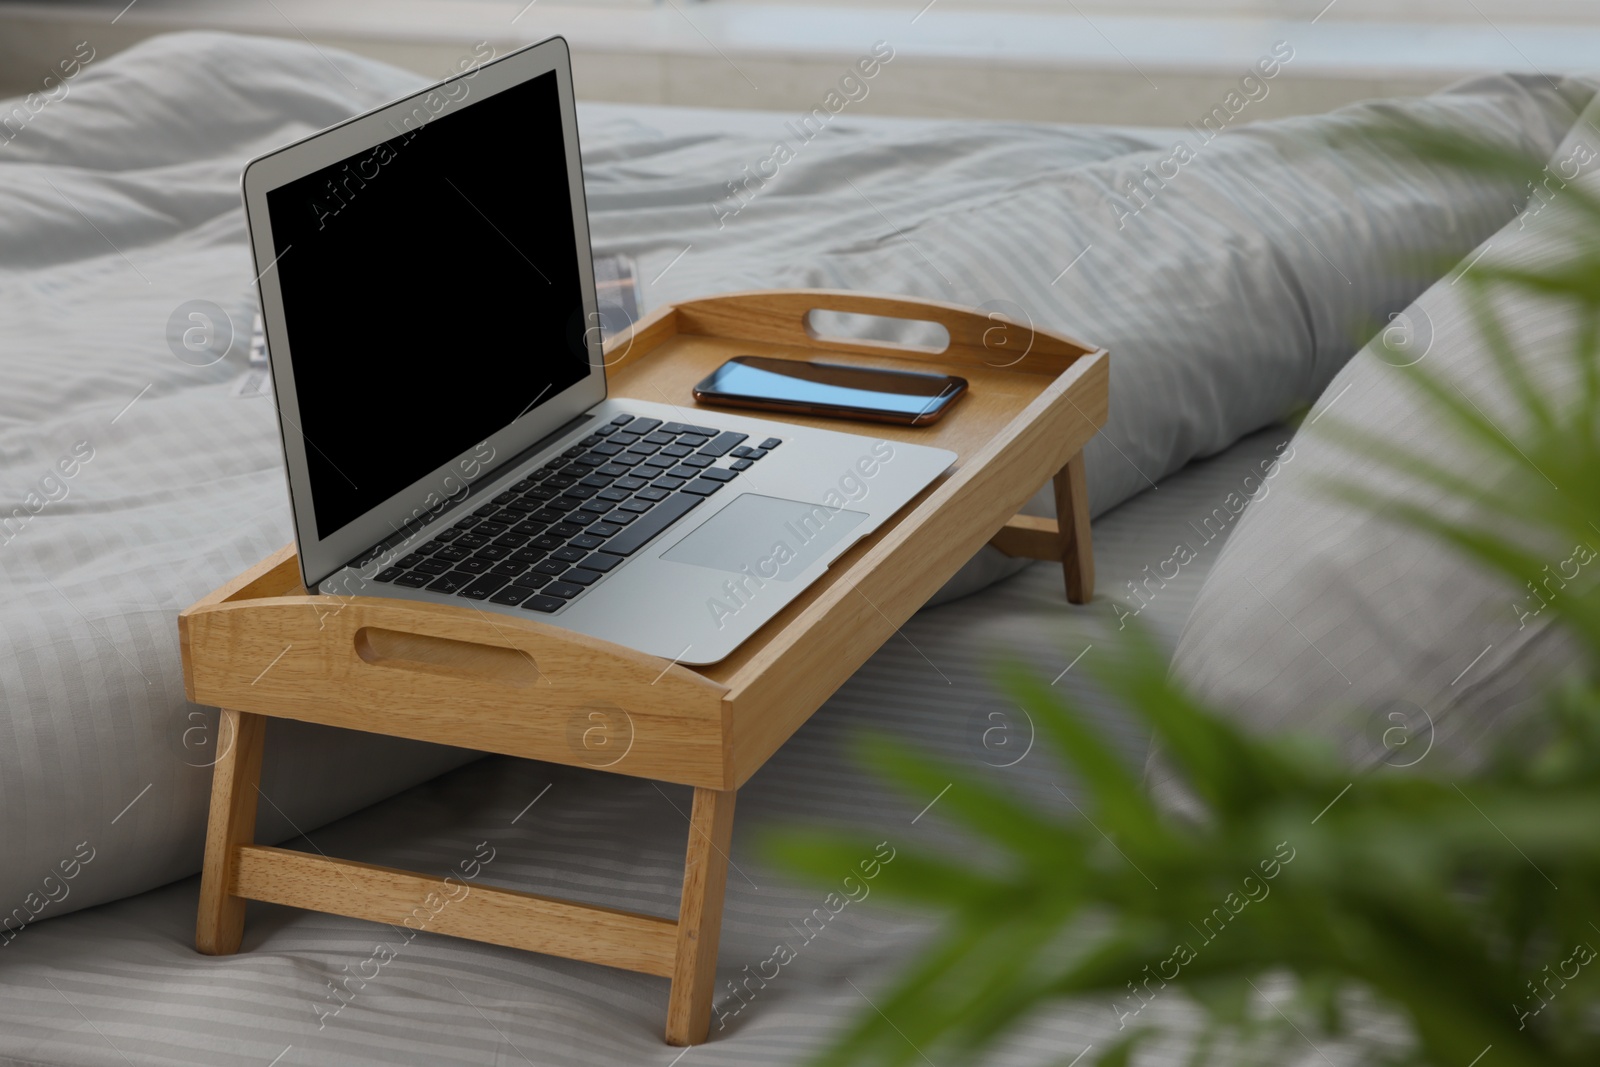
left=179, top=289, right=1108, bottom=1046
left=180, top=290, right=1108, bottom=791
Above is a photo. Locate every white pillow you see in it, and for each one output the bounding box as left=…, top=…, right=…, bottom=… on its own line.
left=1157, top=98, right=1600, bottom=793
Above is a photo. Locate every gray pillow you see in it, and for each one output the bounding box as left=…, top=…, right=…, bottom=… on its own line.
left=1157, top=95, right=1600, bottom=797
left=628, top=73, right=1598, bottom=605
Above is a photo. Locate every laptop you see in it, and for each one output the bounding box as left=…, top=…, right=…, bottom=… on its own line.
left=241, top=36, right=955, bottom=665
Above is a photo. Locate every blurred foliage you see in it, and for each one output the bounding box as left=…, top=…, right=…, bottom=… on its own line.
left=764, top=114, right=1600, bottom=1066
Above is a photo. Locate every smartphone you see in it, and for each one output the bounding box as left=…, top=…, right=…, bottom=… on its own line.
left=692, top=356, right=968, bottom=426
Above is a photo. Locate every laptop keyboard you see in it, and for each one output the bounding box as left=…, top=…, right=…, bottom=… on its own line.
left=370, top=414, right=782, bottom=614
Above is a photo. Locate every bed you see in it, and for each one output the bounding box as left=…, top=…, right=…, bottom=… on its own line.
left=2, top=29, right=1593, bottom=1067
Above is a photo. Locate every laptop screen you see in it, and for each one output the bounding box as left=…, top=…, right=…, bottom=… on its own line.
left=265, top=69, right=588, bottom=540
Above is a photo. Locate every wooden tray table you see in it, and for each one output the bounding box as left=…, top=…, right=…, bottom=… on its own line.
left=179, top=290, right=1108, bottom=1045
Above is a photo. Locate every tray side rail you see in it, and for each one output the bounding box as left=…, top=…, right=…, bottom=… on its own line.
left=723, top=349, right=1109, bottom=783
left=180, top=587, right=734, bottom=788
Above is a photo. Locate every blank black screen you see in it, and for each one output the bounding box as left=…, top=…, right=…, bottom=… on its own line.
left=267, top=69, right=590, bottom=539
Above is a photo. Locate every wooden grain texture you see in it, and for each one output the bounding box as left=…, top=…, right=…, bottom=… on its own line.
left=182, top=590, right=733, bottom=788
left=178, top=545, right=301, bottom=702
left=666, top=787, right=736, bottom=1046
left=195, top=709, right=266, bottom=955
left=1057, top=451, right=1094, bottom=603
left=989, top=514, right=1062, bottom=560
left=662, top=289, right=1095, bottom=376
left=233, top=846, right=679, bottom=977
left=717, top=349, right=1109, bottom=785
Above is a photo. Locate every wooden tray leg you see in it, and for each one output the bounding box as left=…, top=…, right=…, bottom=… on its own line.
left=1056, top=452, right=1093, bottom=604
left=196, top=709, right=266, bottom=955
left=665, top=786, right=736, bottom=1046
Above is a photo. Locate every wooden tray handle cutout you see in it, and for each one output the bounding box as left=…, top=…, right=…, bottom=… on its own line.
left=354, top=626, right=543, bottom=688
left=803, top=307, right=952, bottom=357
left=668, top=290, right=1095, bottom=375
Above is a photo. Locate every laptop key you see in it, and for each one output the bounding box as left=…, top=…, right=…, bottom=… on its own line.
left=699, top=467, right=738, bottom=483
left=456, top=558, right=493, bottom=574
left=623, top=417, right=662, bottom=435
left=532, top=535, right=564, bottom=551
left=597, top=464, right=631, bottom=478
left=666, top=465, right=699, bottom=481
left=746, top=448, right=768, bottom=460
left=683, top=455, right=715, bottom=469
left=562, top=568, right=602, bottom=586
left=661, top=444, right=693, bottom=458
left=580, top=552, right=623, bottom=573
left=552, top=547, right=588, bottom=563
left=611, top=413, right=633, bottom=425
left=643, top=432, right=675, bottom=445
left=595, top=424, right=619, bottom=437
left=587, top=522, right=622, bottom=537
left=731, top=446, right=754, bottom=458
left=682, top=478, right=723, bottom=497
left=760, top=437, right=782, bottom=450
left=677, top=435, right=710, bottom=449
left=652, top=476, right=688, bottom=491
left=433, top=546, right=469, bottom=562
left=700, top=431, right=748, bottom=457
left=612, top=432, right=642, bottom=446
left=375, top=567, right=404, bottom=583
left=459, top=574, right=510, bottom=600
left=598, top=487, right=631, bottom=503
left=521, top=594, right=565, bottom=613
left=546, top=474, right=578, bottom=488
left=731, top=458, right=753, bottom=471
left=534, top=560, right=569, bottom=577
left=491, top=560, right=531, bottom=577
left=395, top=572, right=432, bottom=588
left=591, top=442, right=625, bottom=456
left=531, top=508, right=569, bottom=524
left=490, top=585, right=536, bottom=606
left=619, top=499, right=654, bottom=514
left=455, top=533, right=490, bottom=549
left=475, top=521, right=509, bottom=535
left=664, top=422, right=717, bottom=436
left=426, top=572, right=471, bottom=593
left=399, top=552, right=428, bottom=568
left=544, top=581, right=585, bottom=599
left=510, top=548, right=549, bottom=564
left=511, top=519, right=548, bottom=536
left=493, top=533, right=531, bottom=548
left=414, top=559, right=451, bottom=575
left=637, top=487, right=670, bottom=502
left=579, top=500, right=613, bottom=515
left=551, top=522, right=585, bottom=538
left=570, top=534, right=605, bottom=551
left=580, top=474, right=614, bottom=489
left=640, top=454, right=675, bottom=469
left=472, top=545, right=510, bottom=561
left=604, top=492, right=702, bottom=556
left=603, top=510, right=638, bottom=526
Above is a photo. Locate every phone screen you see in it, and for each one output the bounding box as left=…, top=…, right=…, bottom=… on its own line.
left=696, top=357, right=964, bottom=420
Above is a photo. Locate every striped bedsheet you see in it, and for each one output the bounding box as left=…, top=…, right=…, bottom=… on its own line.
left=0, top=427, right=1348, bottom=1067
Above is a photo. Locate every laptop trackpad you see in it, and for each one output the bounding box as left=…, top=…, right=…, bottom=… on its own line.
left=661, top=493, right=868, bottom=581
